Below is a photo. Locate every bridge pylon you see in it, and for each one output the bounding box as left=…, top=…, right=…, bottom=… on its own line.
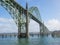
left=18, top=2, right=29, bottom=38
left=40, top=22, right=49, bottom=36
left=40, top=23, right=44, bottom=36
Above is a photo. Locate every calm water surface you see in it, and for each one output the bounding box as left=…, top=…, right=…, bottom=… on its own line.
left=0, top=35, right=60, bottom=45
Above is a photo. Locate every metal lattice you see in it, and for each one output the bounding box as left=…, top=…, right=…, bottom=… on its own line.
left=29, top=7, right=42, bottom=22
left=0, top=0, right=49, bottom=36
left=0, top=0, right=27, bottom=34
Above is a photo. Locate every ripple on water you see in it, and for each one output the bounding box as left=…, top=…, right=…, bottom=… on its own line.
left=0, top=36, right=60, bottom=45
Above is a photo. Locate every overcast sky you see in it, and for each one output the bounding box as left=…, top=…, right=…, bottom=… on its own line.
left=0, top=0, right=60, bottom=33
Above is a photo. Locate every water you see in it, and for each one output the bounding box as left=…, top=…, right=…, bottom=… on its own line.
left=0, top=35, right=60, bottom=45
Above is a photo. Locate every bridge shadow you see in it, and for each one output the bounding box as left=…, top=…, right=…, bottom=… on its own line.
left=17, top=38, right=29, bottom=45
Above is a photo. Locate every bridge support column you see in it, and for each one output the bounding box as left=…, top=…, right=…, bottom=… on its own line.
left=26, top=2, right=29, bottom=38
left=40, top=23, right=49, bottom=36
left=18, top=23, right=28, bottom=38
left=40, top=23, right=44, bottom=35
left=18, top=2, right=29, bottom=38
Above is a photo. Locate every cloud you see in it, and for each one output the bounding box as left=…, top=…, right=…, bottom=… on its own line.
left=45, top=19, right=60, bottom=31
left=1, top=18, right=60, bottom=33
left=0, top=18, right=40, bottom=33
left=29, top=19, right=39, bottom=32
left=0, top=18, right=18, bottom=33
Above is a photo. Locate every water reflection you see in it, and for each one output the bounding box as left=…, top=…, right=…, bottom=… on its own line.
left=17, top=38, right=29, bottom=45
left=17, top=36, right=50, bottom=45
left=0, top=35, right=60, bottom=45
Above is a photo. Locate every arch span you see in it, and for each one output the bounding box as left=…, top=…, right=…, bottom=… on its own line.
left=29, top=7, right=42, bottom=22
left=0, top=0, right=28, bottom=38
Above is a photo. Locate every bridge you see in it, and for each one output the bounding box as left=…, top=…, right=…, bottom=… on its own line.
left=0, top=0, right=49, bottom=38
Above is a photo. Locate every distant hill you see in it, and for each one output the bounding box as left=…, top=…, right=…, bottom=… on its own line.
left=52, top=30, right=60, bottom=37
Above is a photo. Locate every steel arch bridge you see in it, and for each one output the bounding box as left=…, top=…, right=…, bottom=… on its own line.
left=0, top=0, right=49, bottom=38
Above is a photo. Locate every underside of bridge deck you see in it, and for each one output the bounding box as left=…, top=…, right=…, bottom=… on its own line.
left=0, top=0, right=49, bottom=38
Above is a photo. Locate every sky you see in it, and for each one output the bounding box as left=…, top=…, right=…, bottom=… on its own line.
left=0, top=0, right=60, bottom=33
